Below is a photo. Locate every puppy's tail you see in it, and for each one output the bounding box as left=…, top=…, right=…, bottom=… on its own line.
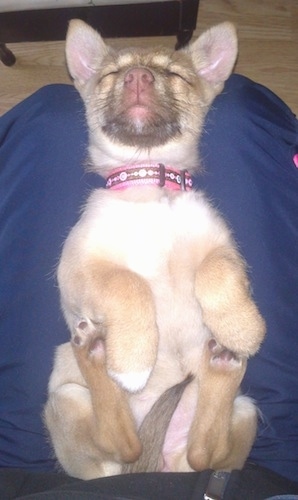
left=122, top=373, right=194, bottom=474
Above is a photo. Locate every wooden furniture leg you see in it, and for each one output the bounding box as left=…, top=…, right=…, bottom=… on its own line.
left=0, top=43, right=16, bottom=66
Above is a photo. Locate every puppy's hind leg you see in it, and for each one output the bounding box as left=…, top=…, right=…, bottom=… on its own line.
left=187, top=339, right=257, bottom=472
left=71, top=327, right=142, bottom=465
left=44, top=341, right=141, bottom=479
left=45, top=382, right=122, bottom=479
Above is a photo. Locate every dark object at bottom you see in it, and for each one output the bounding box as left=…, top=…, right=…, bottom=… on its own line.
left=1, top=463, right=298, bottom=500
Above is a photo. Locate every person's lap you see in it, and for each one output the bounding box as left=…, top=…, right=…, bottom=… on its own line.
left=0, top=75, right=297, bottom=493
left=198, top=76, right=298, bottom=480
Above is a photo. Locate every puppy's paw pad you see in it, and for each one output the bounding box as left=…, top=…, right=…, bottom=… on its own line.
left=72, top=333, right=85, bottom=347
left=88, top=337, right=105, bottom=358
left=208, top=339, right=243, bottom=371
left=72, top=334, right=105, bottom=363
left=72, top=318, right=105, bottom=360
left=77, top=318, right=97, bottom=335
left=72, top=317, right=105, bottom=343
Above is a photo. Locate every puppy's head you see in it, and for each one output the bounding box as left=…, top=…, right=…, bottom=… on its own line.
left=66, top=20, right=238, bottom=175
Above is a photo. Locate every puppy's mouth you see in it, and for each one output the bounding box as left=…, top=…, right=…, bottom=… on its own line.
left=102, top=110, right=180, bottom=148
left=101, top=66, right=181, bottom=148
left=127, top=103, right=152, bottom=121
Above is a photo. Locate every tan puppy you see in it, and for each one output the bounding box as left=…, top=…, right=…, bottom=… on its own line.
left=44, top=20, right=265, bottom=480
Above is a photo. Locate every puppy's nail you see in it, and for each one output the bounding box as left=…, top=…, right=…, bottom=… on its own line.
left=108, top=368, right=152, bottom=393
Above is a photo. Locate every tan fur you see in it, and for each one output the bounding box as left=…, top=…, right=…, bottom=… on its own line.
left=44, top=20, right=265, bottom=479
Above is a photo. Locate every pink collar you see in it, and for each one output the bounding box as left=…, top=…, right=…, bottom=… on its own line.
left=106, top=163, right=193, bottom=191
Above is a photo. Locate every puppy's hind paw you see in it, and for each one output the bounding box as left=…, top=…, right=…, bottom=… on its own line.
left=208, top=338, right=245, bottom=372
left=72, top=318, right=106, bottom=360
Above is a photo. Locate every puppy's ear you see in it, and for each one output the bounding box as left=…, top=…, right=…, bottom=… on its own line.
left=66, top=19, right=110, bottom=88
left=187, top=22, right=238, bottom=89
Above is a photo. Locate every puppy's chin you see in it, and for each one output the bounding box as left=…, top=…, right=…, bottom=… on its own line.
left=102, top=107, right=181, bottom=148
left=127, top=104, right=152, bottom=120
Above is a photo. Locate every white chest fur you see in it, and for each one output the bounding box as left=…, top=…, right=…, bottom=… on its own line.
left=73, top=187, right=229, bottom=280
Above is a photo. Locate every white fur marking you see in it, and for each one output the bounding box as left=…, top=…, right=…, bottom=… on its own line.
left=108, top=368, right=152, bottom=393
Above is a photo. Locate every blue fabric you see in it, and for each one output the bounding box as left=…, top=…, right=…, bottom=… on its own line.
left=198, top=76, right=298, bottom=481
left=0, top=76, right=297, bottom=480
left=0, top=85, right=104, bottom=471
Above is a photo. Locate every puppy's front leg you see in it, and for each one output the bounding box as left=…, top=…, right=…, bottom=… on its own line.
left=194, top=246, right=265, bottom=357
left=59, top=260, right=159, bottom=392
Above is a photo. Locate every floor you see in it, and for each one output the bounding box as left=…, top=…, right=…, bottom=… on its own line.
left=0, top=0, right=297, bottom=116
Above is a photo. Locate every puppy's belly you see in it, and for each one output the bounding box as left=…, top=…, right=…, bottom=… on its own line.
left=130, top=341, right=203, bottom=472
left=161, top=383, right=197, bottom=472
left=129, top=268, right=207, bottom=471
